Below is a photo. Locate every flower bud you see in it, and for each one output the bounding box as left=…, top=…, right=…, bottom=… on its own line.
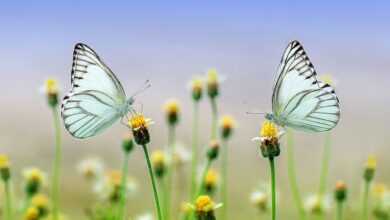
left=0, top=154, right=11, bottom=182
left=258, top=121, right=280, bottom=158
left=194, top=195, right=221, bottom=220
left=207, top=140, right=220, bottom=161
left=220, top=115, right=235, bottom=140
left=164, top=99, right=180, bottom=126
left=364, top=155, right=376, bottom=182
left=128, top=114, right=152, bottom=146
left=204, top=169, right=218, bottom=194
left=190, top=77, right=203, bottom=101
left=206, top=69, right=219, bottom=99
left=151, top=150, right=167, bottom=178
left=44, top=79, right=59, bottom=107
left=334, top=181, right=347, bottom=203
left=122, top=133, right=134, bottom=153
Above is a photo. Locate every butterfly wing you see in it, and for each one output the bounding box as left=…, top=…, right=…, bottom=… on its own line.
left=61, top=43, right=127, bottom=138
left=271, top=40, right=340, bottom=132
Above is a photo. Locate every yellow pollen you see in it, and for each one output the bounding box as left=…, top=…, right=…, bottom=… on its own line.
left=260, top=121, right=278, bottom=138
left=195, top=195, right=214, bottom=212
left=128, top=114, right=150, bottom=130
left=366, top=155, right=377, bottom=170
left=45, top=78, right=58, bottom=95
left=0, top=154, right=9, bottom=169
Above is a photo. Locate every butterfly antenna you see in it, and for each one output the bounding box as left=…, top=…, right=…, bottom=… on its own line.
left=246, top=111, right=266, bottom=115
left=131, top=80, right=151, bottom=98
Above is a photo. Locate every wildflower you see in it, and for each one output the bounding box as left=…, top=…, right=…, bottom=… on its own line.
left=194, top=195, right=222, bottom=220
left=304, top=194, right=331, bottom=215
left=43, top=78, right=59, bottom=107
left=25, top=207, right=40, bottom=220
left=220, top=115, right=236, bottom=140
left=128, top=114, right=153, bottom=145
left=373, top=183, right=388, bottom=199
left=364, top=155, right=376, bottom=182
left=77, top=157, right=105, bottom=180
left=207, top=140, right=220, bottom=161
left=23, top=167, right=47, bottom=196
left=334, top=181, right=347, bottom=203
left=372, top=184, right=390, bottom=219
left=251, top=191, right=269, bottom=212
left=172, top=143, right=191, bottom=167
left=95, top=170, right=138, bottom=202
left=31, top=194, right=50, bottom=217
left=0, top=154, right=11, bottom=181
left=190, top=77, right=203, bottom=101
left=206, top=69, right=220, bottom=99
left=151, top=150, right=167, bottom=178
left=204, top=169, right=218, bottom=194
left=164, top=99, right=180, bottom=126
left=122, top=133, right=134, bottom=153
left=253, top=121, right=281, bottom=158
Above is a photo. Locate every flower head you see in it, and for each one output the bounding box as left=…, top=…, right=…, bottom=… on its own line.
left=23, top=167, right=47, bottom=196
left=204, top=169, right=218, bottom=194
left=94, top=170, right=137, bottom=202
left=128, top=114, right=153, bottom=145
left=250, top=191, right=269, bottom=212
left=163, top=99, right=180, bottom=126
left=151, top=150, right=167, bottom=178
left=194, top=195, right=222, bottom=218
left=31, top=194, right=50, bottom=217
left=190, top=76, right=203, bottom=101
left=206, top=68, right=220, bottom=99
left=253, top=121, right=281, bottom=158
left=43, top=78, right=59, bottom=107
left=0, top=154, right=11, bottom=181
left=77, top=157, right=105, bottom=180
left=172, top=143, right=191, bottom=167
left=304, top=194, right=331, bottom=215
left=334, top=180, right=347, bottom=203
left=122, top=133, right=134, bottom=153
left=207, top=140, right=220, bottom=161
left=25, top=207, right=40, bottom=220
left=364, top=155, right=376, bottom=182
left=220, top=115, right=236, bottom=139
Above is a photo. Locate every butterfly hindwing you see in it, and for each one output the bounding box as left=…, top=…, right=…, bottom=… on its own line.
left=272, top=41, right=340, bottom=132
left=61, top=43, right=127, bottom=138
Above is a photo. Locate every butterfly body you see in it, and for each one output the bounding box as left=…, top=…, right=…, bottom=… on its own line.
left=61, top=43, right=135, bottom=139
left=268, top=40, right=340, bottom=132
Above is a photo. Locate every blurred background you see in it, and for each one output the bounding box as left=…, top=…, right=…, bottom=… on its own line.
left=0, top=1, right=390, bottom=219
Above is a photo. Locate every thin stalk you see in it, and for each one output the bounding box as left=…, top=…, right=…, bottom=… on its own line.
left=141, top=144, right=163, bottom=220
left=51, top=107, right=62, bottom=220
left=362, top=180, right=370, bottom=220
left=118, top=151, right=130, bottom=220
left=269, top=157, right=276, bottom=220
left=4, top=180, right=12, bottom=220
left=196, top=159, right=212, bottom=198
left=190, top=102, right=200, bottom=200
left=164, top=125, right=176, bottom=220
left=286, top=130, right=306, bottom=220
left=220, top=139, right=228, bottom=220
left=337, top=202, right=343, bottom=220
left=210, top=98, right=218, bottom=140
left=318, top=133, right=331, bottom=198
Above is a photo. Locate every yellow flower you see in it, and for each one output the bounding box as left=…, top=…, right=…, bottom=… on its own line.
left=195, top=195, right=215, bottom=212
left=77, top=157, right=104, bottom=180
left=152, top=150, right=166, bottom=166
left=128, top=114, right=152, bottom=145
left=23, top=167, right=46, bottom=184
left=25, top=207, right=39, bottom=220
left=190, top=77, right=203, bottom=101
left=0, top=154, right=9, bottom=169
left=206, top=68, right=219, bottom=98
left=260, top=121, right=278, bottom=138
left=220, top=115, right=235, bottom=139
left=205, top=169, right=218, bottom=188
left=163, top=99, right=180, bottom=125
left=32, top=193, right=49, bottom=209
left=366, top=155, right=377, bottom=170
left=44, top=78, right=59, bottom=95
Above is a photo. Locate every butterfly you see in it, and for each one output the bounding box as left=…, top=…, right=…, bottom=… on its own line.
left=61, top=43, right=147, bottom=139
left=265, top=40, right=340, bottom=132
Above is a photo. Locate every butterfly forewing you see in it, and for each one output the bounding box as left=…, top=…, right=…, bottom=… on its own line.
left=272, top=41, right=340, bottom=132
left=61, top=43, right=127, bottom=139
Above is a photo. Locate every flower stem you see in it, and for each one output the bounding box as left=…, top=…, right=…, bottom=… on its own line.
left=337, top=202, right=343, bottom=220
left=196, top=159, right=212, bottom=198
left=142, top=144, right=163, bottom=220
left=190, top=102, right=200, bottom=200
left=318, top=133, right=331, bottom=198
left=286, top=130, right=306, bottom=220
left=51, top=107, right=62, bottom=220
left=164, top=125, right=176, bottom=220
left=269, top=157, right=277, bottom=220
left=4, top=180, right=12, bottom=220
left=118, top=151, right=130, bottom=220
left=362, top=180, right=370, bottom=220
left=220, top=139, right=228, bottom=220
left=210, top=98, right=218, bottom=140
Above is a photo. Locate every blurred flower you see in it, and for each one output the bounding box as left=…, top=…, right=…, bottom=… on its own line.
left=77, top=157, right=105, bottom=180
left=304, top=194, right=331, bottom=215
left=42, top=78, right=59, bottom=107
left=364, top=155, right=376, bottom=182
left=206, top=68, right=220, bottom=99
left=128, top=114, right=153, bottom=145
left=0, top=154, right=11, bottom=181
left=163, top=99, right=180, bottom=126
left=220, top=115, right=236, bottom=140
left=253, top=121, right=281, bottom=158
left=31, top=193, right=50, bottom=217
left=135, top=213, right=154, bottom=220
left=373, top=183, right=388, bottom=199
left=181, top=202, right=193, bottom=215
left=319, top=74, right=338, bottom=86
left=25, top=207, right=39, bottom=220
left=22, top=167, right=47, bottom=196
left=194, top=195, right=222, bottom=219
left=151, top=150, right=167, bottom=178
left=189, top=76, right=203, bottom=101
left=207, top=140, right=220, bottom=161
left=122, top=133, right=135, bottom=153
left=172, top=143, right=191, bottom=167
left=250, top=183, right=272, bottom=213
left=334, top=180, right=347, bottom=203
left=204, top=169, right=218, bottom=194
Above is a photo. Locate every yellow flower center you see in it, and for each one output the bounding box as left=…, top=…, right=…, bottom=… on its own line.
left=45, top=78, right=58, bottom=95
left=107, top=170, right=122, bottom=186
left=191, top=78, right=203, bottom=91
left=205, top=169, right=218, bottom=186
left=221, top=115, right=235, bottom=130
left=25, top=207, right=39, bottom=220
left=373, top=183, right=387, bottom=198
left=366, top=155, right=377, bottom=170
left=32, top=194, right=49, bottom=208
left=260, top=121, right=278, bottom=138
left=195, top=195, right=214, bottom=212
left=26, top=168, right=44, bottom=183
left=164, top=99, right=180, bottom=114
left=207, top=68, right=218, bottom=85
left=0, top=154, right=9, bottom=169
left=152, top=150, right=166, bottom=166
left=128, top=114, right=151, bottom=130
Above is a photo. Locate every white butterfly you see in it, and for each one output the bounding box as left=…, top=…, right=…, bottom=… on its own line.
left=265, top=40, right=340, bottom=132
left=61, top=43, right=145, bottom=139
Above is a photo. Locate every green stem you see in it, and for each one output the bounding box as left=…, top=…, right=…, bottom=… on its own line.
left=362, top=180, right=370, bottom=220
left=220, top=139, right=228, bottom=220
left=196, top=159, right=212, bottom=198
left=164, top=125, right=176, bottom=220
left=142, top=144, right=163, bottom=220
left=51, top=107, right=62, bottom=220
left=4, top=180, right=12, bottom=220
left=286, top=130, right=306, bottom=220
left=210, top=98, right=218, bottom=140
left=190, top=102, right=200, bottom=200
left=337, top=202, right=343, bottom=220
left=318, top=133, right=331, bottom=198
left=269, top=157, right=277, bottom=220
left=118, top=151, right=130, bottom=220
